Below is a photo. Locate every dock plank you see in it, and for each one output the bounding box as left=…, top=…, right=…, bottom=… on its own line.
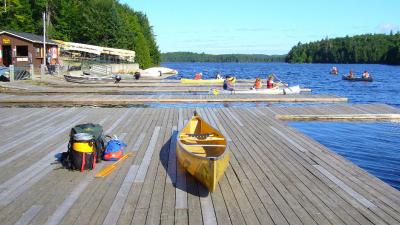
left=0, top=106, right=398, bottom=225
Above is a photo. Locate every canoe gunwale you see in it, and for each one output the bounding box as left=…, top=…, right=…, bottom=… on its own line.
left=176, top=138, right=229, bottom=161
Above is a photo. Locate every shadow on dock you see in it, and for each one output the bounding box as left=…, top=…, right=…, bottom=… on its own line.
left=160, top=135, right=209, bottom=197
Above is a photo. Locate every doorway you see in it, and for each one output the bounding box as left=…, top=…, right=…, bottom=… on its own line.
left=2, top=45, right=12, bottom=67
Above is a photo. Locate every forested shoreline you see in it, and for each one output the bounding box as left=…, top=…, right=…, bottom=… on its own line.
left=286, top=33, right=400, bottom=65
left=0, top=0, right=160, bottom=68
left=161, top=52, right=286, bottom=63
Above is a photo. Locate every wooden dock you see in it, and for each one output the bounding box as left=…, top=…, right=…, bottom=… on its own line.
left=0, top=93, right=347, bottom=106
left=0, top=105, right=399, bottom=225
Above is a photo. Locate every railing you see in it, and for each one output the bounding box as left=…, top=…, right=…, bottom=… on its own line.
left=8, top=65, right=32, bottom=81
left=84, top=64, right=112, bottom=77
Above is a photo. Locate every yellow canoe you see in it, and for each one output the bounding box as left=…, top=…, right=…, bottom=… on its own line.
left=180, top=78, right=224, bottom=84
left=176, top=112, right=229, bottom=192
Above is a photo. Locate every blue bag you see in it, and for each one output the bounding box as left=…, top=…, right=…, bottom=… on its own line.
left=103, top=139, right=127, bottom=161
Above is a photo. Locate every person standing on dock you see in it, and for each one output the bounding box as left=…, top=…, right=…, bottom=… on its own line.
left=46, top=49, right=53, bottom=75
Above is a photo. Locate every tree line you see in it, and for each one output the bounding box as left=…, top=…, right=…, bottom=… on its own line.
left=0, top=0, right=160, bottom=68
left=286, top=33, right=400, bottom=65
left=161, top=52, right=286, bottom=63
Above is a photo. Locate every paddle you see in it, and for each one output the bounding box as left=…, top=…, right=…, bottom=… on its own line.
left=95, top=153, right=133, bottom=178
left=269, top=73, right=292, bottom=94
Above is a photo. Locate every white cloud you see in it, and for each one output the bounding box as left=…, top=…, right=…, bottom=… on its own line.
left=377, top=23, right=399, bottom=33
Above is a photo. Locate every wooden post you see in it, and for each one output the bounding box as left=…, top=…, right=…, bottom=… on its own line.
left=30, top=64, right=35, bottom=80
left=9, top=65, right=14, bottom=82
left=40, top=64, right=45, bottom=79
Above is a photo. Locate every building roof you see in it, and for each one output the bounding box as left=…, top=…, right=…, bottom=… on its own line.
left=0, top=30, right=57, bottom=45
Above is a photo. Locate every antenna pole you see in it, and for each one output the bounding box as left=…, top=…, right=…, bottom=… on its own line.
left=43, top=11, right=46, bottom=66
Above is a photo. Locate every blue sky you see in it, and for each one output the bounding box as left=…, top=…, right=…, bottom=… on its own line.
left=121, top=0, right=400, bottom=54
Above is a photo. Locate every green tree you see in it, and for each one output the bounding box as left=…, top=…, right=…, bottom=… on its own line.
left=0, top=0, right=35, bottom=32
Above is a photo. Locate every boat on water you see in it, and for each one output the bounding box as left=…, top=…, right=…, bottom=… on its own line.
left=180, top=78, right=225, bottom=84
left=176, top=112, right=229, bottom=192
left=342, top=76, right=373, bottom=82
left=181, top=76, right=237, bottom=84
left=211, top=85, right=301, bottom=95
left=139, top=67, right=178, bottom=79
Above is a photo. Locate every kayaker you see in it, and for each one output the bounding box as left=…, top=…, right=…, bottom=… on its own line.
left=194, top=72, right=202, bottom=80
left=252, top=77, right=262, bottom=89
left=347, top=70, right=354, bottom=78
left=223, top=76, right=234, bottom=91
left=266, top=75, right=275, bottom=89
left=331, top=66, right=338, bottom=74
left=362, top=70, right=370, bottom=78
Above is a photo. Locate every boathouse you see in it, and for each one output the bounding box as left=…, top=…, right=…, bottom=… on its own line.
left=0, top=30, right=58, bottom=68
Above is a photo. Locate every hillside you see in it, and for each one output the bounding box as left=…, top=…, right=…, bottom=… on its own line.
left=0, top=0, right=160, bottom=68
left=286, top=33, right=400, bottom=65
left=162, top=52, right=286, bottom=63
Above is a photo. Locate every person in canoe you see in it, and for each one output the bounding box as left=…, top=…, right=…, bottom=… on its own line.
left=266, top=74, right=275, bottom=89
left=215, top=72, right=223, bottom=79
left=362, top=70, right=370, bottom=78
left=347, top=69, right=354, bottom=78
left=223, top=75, right=234, bottom=91
left=252, top=77, right=262, bottom=89
left=331, top=66, right=338, bottom=74
left=194, top=72, right=202, bottom=80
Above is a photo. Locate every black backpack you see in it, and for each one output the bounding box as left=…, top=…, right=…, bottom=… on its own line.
left=61, top=123, right=106, bottom=171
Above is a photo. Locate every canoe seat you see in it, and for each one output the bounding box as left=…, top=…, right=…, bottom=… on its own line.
left=186, top=133, right=213, bottom=139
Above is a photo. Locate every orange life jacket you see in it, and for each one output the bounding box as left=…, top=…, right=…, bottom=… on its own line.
left=255, top=79, right=262, bottom=89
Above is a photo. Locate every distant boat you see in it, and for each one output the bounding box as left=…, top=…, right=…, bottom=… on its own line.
left=342, top=76, right=373, bottom=82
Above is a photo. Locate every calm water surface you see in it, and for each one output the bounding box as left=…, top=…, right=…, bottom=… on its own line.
left=289, top=121, right=400, bottom=190
left=162, top=62, right=400, bottom=190
left=162, top=62, right=400, bottom=107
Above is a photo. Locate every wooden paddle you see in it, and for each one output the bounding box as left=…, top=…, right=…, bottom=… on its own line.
left=95, top=153, right=133, bottom=178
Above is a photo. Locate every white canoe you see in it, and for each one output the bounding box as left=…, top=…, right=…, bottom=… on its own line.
left=211, top=85, right=301, bottom=95
left=139, top=67, right=178, bottom=79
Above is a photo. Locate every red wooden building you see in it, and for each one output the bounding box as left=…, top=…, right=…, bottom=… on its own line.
left=0, top=30, right=58, bottom=68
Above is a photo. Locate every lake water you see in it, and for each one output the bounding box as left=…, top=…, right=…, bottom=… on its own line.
left=162, top=62, right=400, bottom=107
left=163, top=62, right=400, bottom=190
left=289, top=121, right=400, bottom=190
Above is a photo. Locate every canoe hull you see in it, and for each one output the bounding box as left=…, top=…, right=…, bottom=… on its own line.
left=64, top=74, right=114, bottom=83
left=176, top=114, right=229, bottom=192
left=176, top=141, right=230, bottom=192
left=211, top=85, right=301, bottom=95
left=180, top=78, right=224, bottom=84
left=139, top=67, right=178, bottom=79
left=342, top=76, right=373, bottom=82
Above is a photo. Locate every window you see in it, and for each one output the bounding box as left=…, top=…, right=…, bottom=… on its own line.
left=35, top=47, right=42, bottom=57
left=16, top=46, right=28, bottom=57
